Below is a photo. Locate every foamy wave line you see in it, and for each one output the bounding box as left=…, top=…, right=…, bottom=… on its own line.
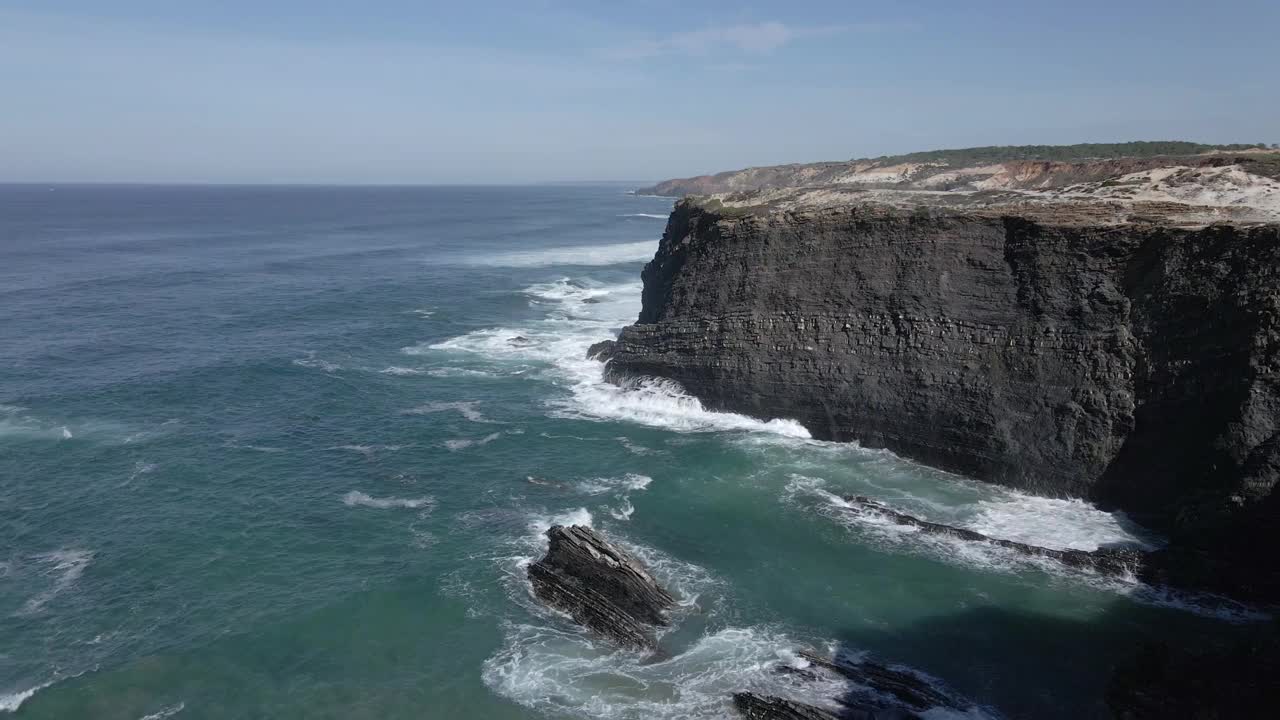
left=619, top=213, right=668, bottom=219
left=381, top=366, right=425, bottom=376
left=400, top=400, right=494, bottom=423
left=423, top=279, right=811, bottom=439
left=20, top=549, right=94, bottom=615
left=553, top=375, right=811, bottom=439
left=0, top=680, right=54, bottom=713
left=457, top=240, right=655, bottom=267
left=577, top=473, right=653, bottom=495
left=329, top=444, right=403, bottom=456
left=342, top=491, right=434, bottom=509
left=445, top=432, right=504, bottom=451
left=783, top=476, right=1265, bottom=622
left=138, top=702, right=186, bottom=720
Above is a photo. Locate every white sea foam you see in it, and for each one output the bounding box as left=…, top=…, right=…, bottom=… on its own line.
left=329, top=444, right=403, bottom=456
left=400, top=400, right=494, bottom=423
left=783, top=475, right=1266, bottom=621
left=380, top=366, right=425, bottom=376
left=618, top=213, right=669, bottom=219
left=341, top=491, right=434, bottom=510
left=577, top=474, right=652, bottom=520
left=607, top=498, right=636, bottom=520
left=425, top=278, right=810, bottom=439
left=444, top=432, right=503, bottom=451
left=230, top=444, right=285, bottom=453
left=425, top=367, right=498, bottom=378
left=964, top=493, right=1160, bottom=552
left=59, top=426, right=73, bottom=440
left=0, top=404, right=28, bottom=414
left=577, top=473, right=653, bottom=495
left=138, top=702, right=186, bottom=720
left=20, top=549, right=94, bottom=615
left=0, top=680, right=54, bottom=713
left=484, top=624, right=892, bottom=720
left=457, top=240, right=656, bottom=267
left=406, top=308, right=435, bottom=318
left=292, top=353, right=341, bottom=373
left=121, top=461, right=157, bottom=486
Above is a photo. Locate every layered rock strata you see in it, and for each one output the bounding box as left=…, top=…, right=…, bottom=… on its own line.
left=527, top=524, right=675, bottom=650
left=599, top=194, right=1280, bottom=601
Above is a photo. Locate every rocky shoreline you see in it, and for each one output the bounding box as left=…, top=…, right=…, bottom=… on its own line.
left=578, top=155, right=1280, bottom=717
left=593, top=192, right=1280, bottom=606
left=527, top=524, right=978, bottom=719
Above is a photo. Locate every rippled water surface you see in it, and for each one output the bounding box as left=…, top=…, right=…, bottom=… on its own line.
left=0, top=185, right=1259, bottom=719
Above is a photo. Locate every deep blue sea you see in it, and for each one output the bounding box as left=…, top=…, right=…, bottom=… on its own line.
left=0, top=184, right=1261, bottom=719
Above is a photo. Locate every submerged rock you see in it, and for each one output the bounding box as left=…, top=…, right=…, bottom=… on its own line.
left=527, top=524, right=675, bottom=650
left=796, top=650, right=966, bottom=713
left=732, top=692, right=919, bottom=720
left=843, top=495, right=1144, bottom=577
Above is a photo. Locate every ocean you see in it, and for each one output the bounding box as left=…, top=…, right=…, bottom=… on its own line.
left=0, top=184, right=1259, bottom=719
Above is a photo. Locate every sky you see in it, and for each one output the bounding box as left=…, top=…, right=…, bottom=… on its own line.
left=1, top=0, right=1277, bottom=184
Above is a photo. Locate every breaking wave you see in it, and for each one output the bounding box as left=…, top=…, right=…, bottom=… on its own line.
left=456, top=240, right=656, bottom=267
left=342, top=491, right=434, bottom=510
left=782, top=475, right=1265, bottom=622
left=423, top=277, right=809, bottom=439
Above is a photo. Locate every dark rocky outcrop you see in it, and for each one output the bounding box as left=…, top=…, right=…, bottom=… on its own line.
left=603, top=196, right=1280, bottom=602
left=752, top=649, right=970, bottom=720
left=733, top=693, right=918, bottom=720
left=527, top=524, right=675, bottom=650
left=843, top=496, right=1145, bottom=577
left=1106, top=630, right=1280, bottom=718
left=795, top=650, right=967, bottom=714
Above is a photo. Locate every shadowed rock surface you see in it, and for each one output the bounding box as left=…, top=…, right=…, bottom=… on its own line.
left=842, top=496, right=1145, bottom=577
left=733, top=693, right=921, bottom=720
left=795, top=650, right=967, bottom=713
left=1106, top=630, right=1280, bottom=719
left=602, top=194, right=1280, bottom=602
left=527, top=524, right=675, bottom=650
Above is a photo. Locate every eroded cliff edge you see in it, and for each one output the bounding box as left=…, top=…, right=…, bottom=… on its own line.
left=600, top=194, right=1280, bottom=601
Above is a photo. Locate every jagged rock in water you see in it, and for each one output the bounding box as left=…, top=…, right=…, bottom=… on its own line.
left=733, top=693, right=842, bottom=720
left=527, top=524, right=675, bottom=650
left=843, top=496, right=1145, bottom=577
left=732, top=693, right=918, bottom=720
left=586, top=339, right=616, bottom=361
left=796, top=650, right=966, bottom=713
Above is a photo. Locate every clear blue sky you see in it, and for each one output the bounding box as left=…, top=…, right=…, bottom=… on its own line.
left=2, top=1, right=1276, bottom=184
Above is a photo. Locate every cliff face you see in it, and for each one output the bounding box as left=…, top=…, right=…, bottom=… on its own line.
left=603, top=199, right=1280, bottom=585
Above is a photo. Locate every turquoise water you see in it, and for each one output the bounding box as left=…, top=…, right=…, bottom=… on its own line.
left=0, top=185, right=1260, bottom=719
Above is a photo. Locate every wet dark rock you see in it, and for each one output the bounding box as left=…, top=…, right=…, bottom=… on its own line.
left=797, top=650, right=966, bottom=713
left=732, top=693, right=918, bottom=720
left=605, top=200, right=1280, bottom=601
left=1106, top=631, right=1280, bottom=719
left=733, top=693, right=842, bottom=720
left=843, top=496, right=1145, bottom=578
left=508, top=335, right=534, bottom=346
left=586, top=339, right=617, bottom=361
left=527, top=524, right=675, bottom=650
